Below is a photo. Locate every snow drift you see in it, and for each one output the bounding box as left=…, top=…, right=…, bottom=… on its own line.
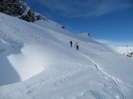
left=0, top=13, right=133, bottom=99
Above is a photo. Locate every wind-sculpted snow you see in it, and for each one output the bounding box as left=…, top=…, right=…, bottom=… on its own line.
left=0, top=13, right=133, bottom=99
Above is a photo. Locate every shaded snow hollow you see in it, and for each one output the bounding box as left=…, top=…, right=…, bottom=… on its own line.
left=0, top=13, right=133, bottom=99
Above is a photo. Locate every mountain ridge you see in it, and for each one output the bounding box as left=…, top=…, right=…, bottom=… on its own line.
left=0, top=0, right=46, bottom=22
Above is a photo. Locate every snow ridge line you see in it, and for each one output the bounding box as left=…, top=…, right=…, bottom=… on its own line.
left=81, top=53, right=133, bottom=98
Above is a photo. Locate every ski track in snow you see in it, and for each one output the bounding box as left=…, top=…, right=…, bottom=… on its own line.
left=81, top=53, right=133, bottom=99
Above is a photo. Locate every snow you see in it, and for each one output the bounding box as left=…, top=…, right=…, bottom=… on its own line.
left=116, top=46, right=133, bottom=55
left=0, top=13, right=133, bottom=99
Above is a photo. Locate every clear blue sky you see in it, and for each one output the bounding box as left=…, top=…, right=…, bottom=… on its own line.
left=25, top=0, right=133, bottom=46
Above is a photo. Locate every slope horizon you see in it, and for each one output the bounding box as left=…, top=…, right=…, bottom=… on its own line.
left=1, top=0, right=133, bottom=46
left=25, top=0, right=133, bottom=46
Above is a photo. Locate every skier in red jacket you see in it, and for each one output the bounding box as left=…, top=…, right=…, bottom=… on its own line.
left=75, top=42, right=79, bottom=50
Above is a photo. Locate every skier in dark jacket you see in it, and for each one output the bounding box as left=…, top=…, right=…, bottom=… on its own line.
left=69, top=40, right=73, bottom=47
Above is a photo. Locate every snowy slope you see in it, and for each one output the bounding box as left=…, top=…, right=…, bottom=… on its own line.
left=0, top=13, right=133, bottom=99
left=116, top=46, right=133, bottom=55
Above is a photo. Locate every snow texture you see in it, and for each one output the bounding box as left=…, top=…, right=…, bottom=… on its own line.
left=0, top=13, right=133, bottom=99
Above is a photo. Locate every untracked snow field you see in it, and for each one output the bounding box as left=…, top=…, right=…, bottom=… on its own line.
left=0, top=13, right=133, bottom=99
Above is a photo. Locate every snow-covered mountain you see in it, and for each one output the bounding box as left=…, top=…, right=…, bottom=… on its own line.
left=0, top=13, right=133, bottom=99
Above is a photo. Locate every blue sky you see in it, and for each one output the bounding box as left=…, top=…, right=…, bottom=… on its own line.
left=25, top=0, right=133, bottom=46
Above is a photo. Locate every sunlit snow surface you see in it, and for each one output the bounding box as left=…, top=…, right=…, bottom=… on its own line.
left=0, top=13, right=133, bottom=99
